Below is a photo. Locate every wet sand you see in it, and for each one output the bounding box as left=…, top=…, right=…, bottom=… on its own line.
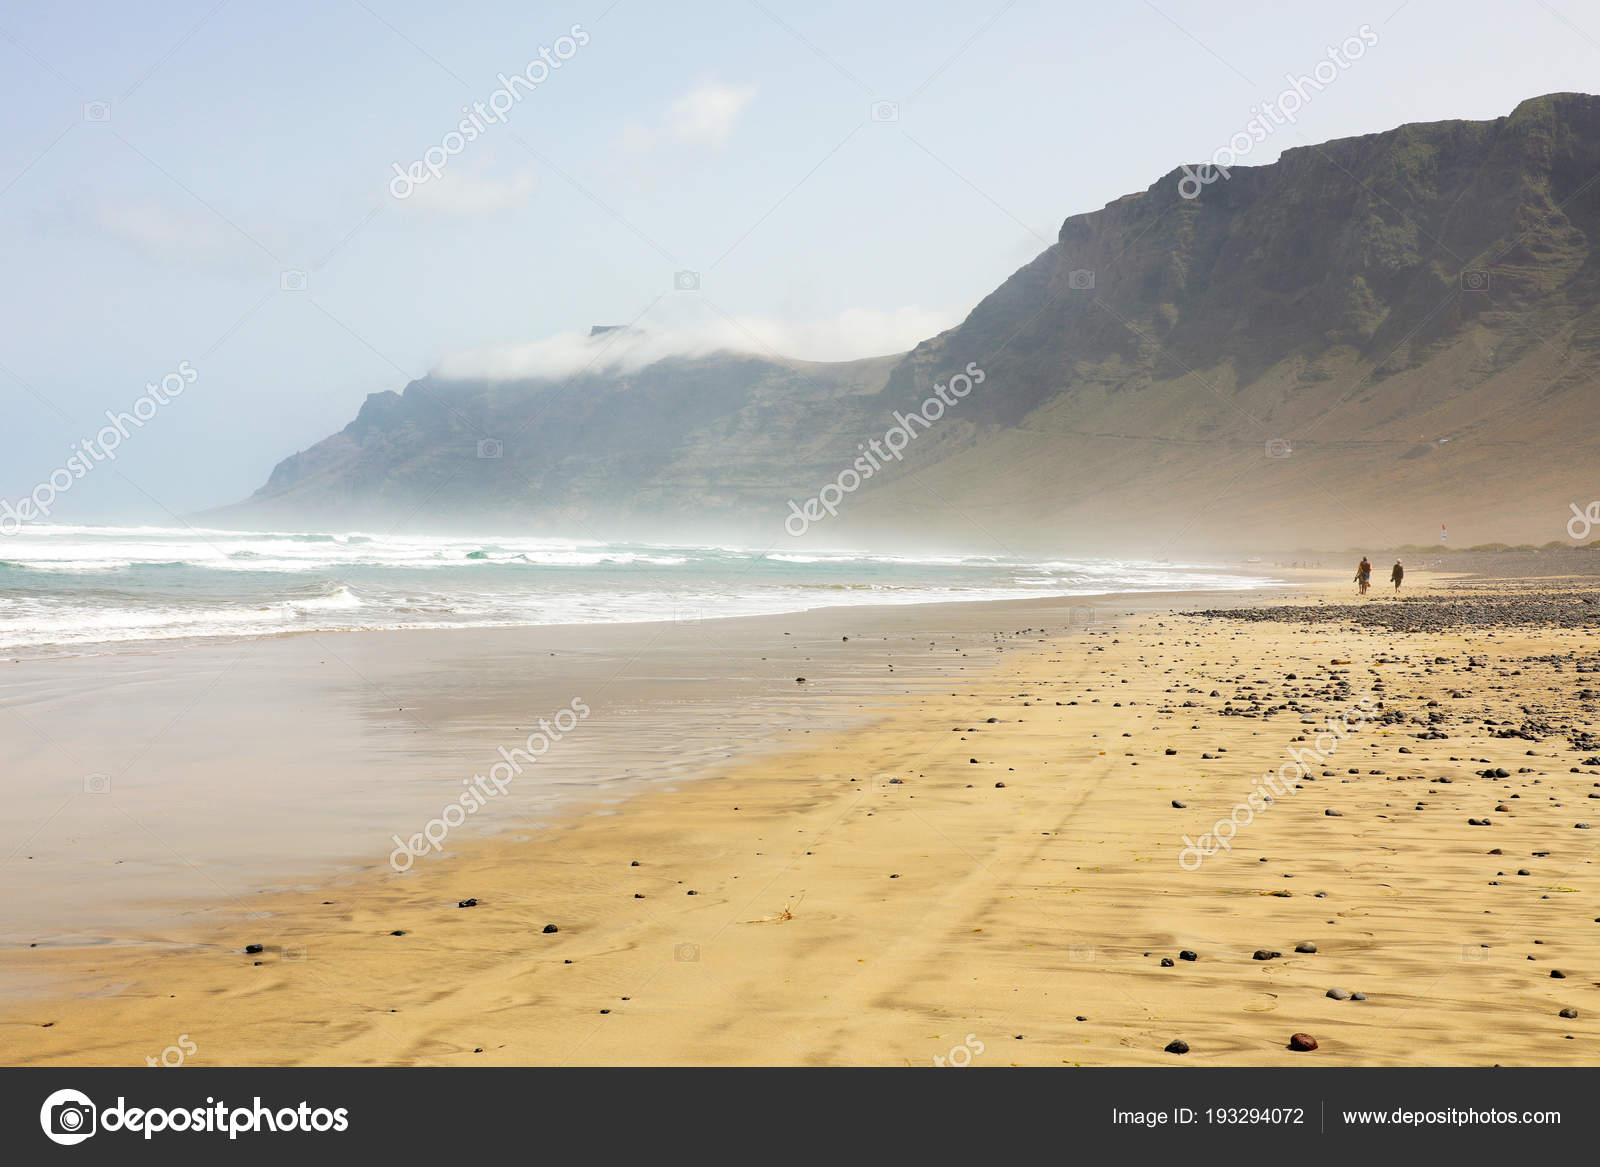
left=5, top=567, right=1599, bottom=1066
left=0, top=586, right=1269, bottom=952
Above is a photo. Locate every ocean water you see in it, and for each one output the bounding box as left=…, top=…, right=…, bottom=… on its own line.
left=0, top=525, right=1274, bottom=654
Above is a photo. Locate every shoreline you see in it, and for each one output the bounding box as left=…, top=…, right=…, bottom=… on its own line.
left=0, top=565, right=1283, bottom=665
left=11, top=565, right=1600, bottom=1066
left=0, top=582, right=1304, bottom=954
left=0, top=523, right=1284, bottom=664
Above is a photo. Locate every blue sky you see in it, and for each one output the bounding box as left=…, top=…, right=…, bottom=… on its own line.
left=2, top=0, right=1597, bottom=520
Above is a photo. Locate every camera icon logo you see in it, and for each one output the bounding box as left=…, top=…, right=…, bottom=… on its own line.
left=1460, top=945, right=1487, bottom=962
left=1460, top=270, right=1490, bottom=292
left=870, top=100, right=900, bottom=123
left=83, top=773, right=111, bottom=794
left=674, top=270, right=700, bottom=292
left=1068, top=945, right=1096, bottom=962
left=281, top=944, right=308, bottom=962
left=1265, top=438, right=1293, bottom=460
left=477, top=438, right=503, bottom=459
left=675, top=942, right=700, bottom=962
left=280, top=269, right=308, bottom=292
left=40, top=1088, right=97, bottom=1146
left=1067, top=268, right=1095, bottom=291
left=83, top=101, right=111, bottom=122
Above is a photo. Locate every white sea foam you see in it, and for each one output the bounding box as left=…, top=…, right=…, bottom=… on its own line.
left=0, top=525, right=1275, bottom=654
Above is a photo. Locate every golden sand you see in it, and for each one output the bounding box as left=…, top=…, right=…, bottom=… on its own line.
left=5, top=573, right=1597, bottom=1066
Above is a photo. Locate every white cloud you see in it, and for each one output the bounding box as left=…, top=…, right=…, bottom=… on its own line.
left=41, top=195, right=297, bottom=274
left=624, top=80, right=756, bottom=150
left=434, top=305, right=962, bottom=381
left=667, top=81, right=757, bottom=144
left=402, top=169, right=537, bottom=215
left=88, top=198, right=237, bottom=261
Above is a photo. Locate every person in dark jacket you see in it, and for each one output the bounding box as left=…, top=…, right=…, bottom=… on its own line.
left=1391, top=560, right=1404, bottom=593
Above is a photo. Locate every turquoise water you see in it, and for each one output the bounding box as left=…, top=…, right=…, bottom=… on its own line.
left=0, top=524, right=1273, bottom=654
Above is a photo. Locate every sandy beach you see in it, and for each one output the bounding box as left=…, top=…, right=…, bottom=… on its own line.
left=5, top=563, right=1600, bottom=1067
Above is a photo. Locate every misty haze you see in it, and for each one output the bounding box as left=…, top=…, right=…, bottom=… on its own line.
left=4, top=0, right=1600, bottom=1142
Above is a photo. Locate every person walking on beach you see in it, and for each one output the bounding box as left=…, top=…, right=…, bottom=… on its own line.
left=1391, top=560, right=1404, bottom=594
left=1355, top=556, right=1372, bottom=595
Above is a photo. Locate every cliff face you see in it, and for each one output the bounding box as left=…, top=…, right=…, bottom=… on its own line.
left=222, top=349, right=903, bottom=538
left=215, top=94, right=1600, bottom=551
left=886, top=92, right=1600, bottom=419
